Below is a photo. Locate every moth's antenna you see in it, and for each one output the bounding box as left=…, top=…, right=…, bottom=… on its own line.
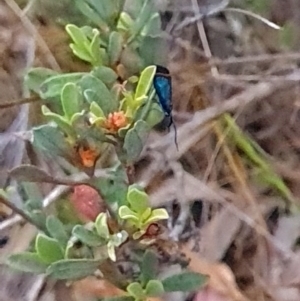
left=171, top=115, right=179, bottom=151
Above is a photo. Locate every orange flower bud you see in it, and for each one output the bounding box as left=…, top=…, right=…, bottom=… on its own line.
left=104, top=111, right=128, bottom=133
left=78, top=147, right=98, bottom=168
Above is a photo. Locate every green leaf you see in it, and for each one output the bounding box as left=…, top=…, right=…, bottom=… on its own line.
left=127, top=186, right=149, bottom=214
left=100, top=48, right=109, bottom=65
left=140, top=208, right=152, bottom=223
left=41, top=106, right=75, bottom=138
left=120, top=92, right=135, bottom=115
left=127, top=282, right=144, bottom=299
left=71, top=110, right=86, bottom=125
left=120, top=46, right=143, bottom=75
left=141, top=251, right=158, bottom=285
left=33, top=125, right=74, bottom=159
left=61, top=83, right=80, bottom=120
left=46, top=259, right=101, bottom=280
left=145, top=209, right=169, bottom=224
left=46, top=216, right=69, bottom=247
left=79, top=75, right=117, bottom=114
left=24, top=199, right=42, bottom=211
left=66, top=24, right=89, bottom=47
left=22, top=182, right=43, bottom=208
left=89, top=30, right=101, bottom=65
left=7, top=252, right=48, bottom=274
left=143, top=102, right=164, bottom=127
left=110, top=230, right=128, bottom=247
left=25, top=67, right=59, bottom=94
left=140, top=36, right=167, bottom=67
left=118, top=206, right=139, bottom=222
left=108, top=31, right=124, bottom=65
left=142, top=13, right=161, bottom=37
left=35, top=234, right=64, bottom=264
left=123, top=120, right=150, bottom=162
left=130, top=0, right=153, bottom=39
left=65, top=241, right=94, bottom=260
left=70, top=43, right=93, bottom=63
left=80, top=26, right=97, bottom=40
left=92, top=66, right=118, bottom=85
left=135, top=66, right=156, bottom=100
left=107, top=242, right=117, bottom=261
left=95, top=213, right=110, bottom=239
left=117, top=12, right=134, bottom=32
left=28, top=211, right=47, bottom=231
left=72, top=225, right=104, bottom=246
left=40, top=73, right=85, bottom=99
left=87, top=0, right=106, bottom=20
left=88, top=0, right=115, bottom=23
left=74, top=0, right=106, bottom=27
left=162, top=272, right=207, bottom=292
left=145, top=280, right=164, bottom=296
left=77, top=126, right=108, bottom=144
left=90, top=101, right=105, bottom=118
left=133, top=229, right=146, bottom=240
left=94, top=169, right=128, bottom=206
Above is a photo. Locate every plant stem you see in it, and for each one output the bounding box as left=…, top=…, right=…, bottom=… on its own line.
left=0, top=195, right=43, bottom=230
left=0, top=94, right=40, bottom=109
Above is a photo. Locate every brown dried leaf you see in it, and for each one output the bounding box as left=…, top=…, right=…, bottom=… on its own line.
left=181, top=245, right=249, bottom=301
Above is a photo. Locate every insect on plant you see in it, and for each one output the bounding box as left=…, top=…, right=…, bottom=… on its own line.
left=153, top=65, right=178, bottom=150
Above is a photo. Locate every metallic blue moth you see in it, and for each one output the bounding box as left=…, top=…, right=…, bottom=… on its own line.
left=153, top=65, right=178, bottom=150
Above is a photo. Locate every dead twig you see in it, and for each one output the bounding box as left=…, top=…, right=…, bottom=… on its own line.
left=0, top=95, right=40, bottom=109
left=0, top=195, right=43, bottom=230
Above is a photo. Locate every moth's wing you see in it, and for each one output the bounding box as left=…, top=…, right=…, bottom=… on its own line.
left=153, top=75, right=172, bottom=115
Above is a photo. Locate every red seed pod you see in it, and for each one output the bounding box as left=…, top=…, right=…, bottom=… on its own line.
left=70, top=185, right=105, bottom=222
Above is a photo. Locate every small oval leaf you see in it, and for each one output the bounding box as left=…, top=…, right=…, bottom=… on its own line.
left=127, top=186, right=149, bottom=214
left=145, top=208, right=169, bottom=224
left=46, top=216, right=69, bottom=246
left=123, top=120, right=150, bottom=162
left=46, top=258, right=101, bottom=280
left=141, top=250, right=158, bottom=285
left=145, top=279, right=164, bottom=296
left=66, top=24, right=88, bottom=47
left=72, top=225, right=104, bottom=247
left=95, top=213, right=110, bottom=239
left=35, top=234, right=64, bottom=264
left=33, top=125, right=74, bottom=159
left=118, top=206, right=139, bottom=221
left=61, top=83, right=80, bottom=120
left=92, top=66, right=118, bottom=85
left=40, top=73, right=84, bottom=99
left=127, top=282, right=144, bottom=299
left=25, top=67, right=59, bottom=94
left=7, top=252, right=48, bottom=274
left=135, top=65, right=156, bottom=100
left=41, top=106, right=75, bottom=138
left=162, top=272, right=208, bottom=292
left=108, top=31, right=124, bottom=65
left=79, top=75, right=117, bottom=114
